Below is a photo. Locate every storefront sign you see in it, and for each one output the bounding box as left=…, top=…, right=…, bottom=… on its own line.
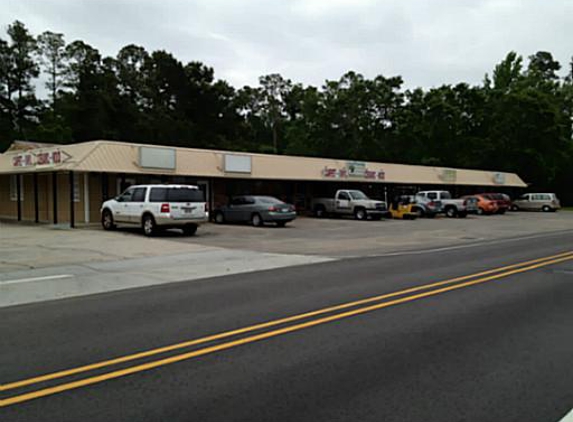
left=224, top=154, right=252, bottom=173
left=493, top=172, right=505, bottom=184
left=139, top=146, right=176, bottom=169
left=347, top=161, right=366, bottom=177
left=322, top=166, right=385, bottom=180
left=440, top=169, right=457, bottom=183
left=11, top=150, right=68, bottom=168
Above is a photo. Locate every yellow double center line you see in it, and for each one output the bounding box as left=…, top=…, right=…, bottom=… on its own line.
left=2, top=250, right=572, bottom=407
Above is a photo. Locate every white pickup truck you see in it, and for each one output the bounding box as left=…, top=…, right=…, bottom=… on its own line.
left=311, top=189, right=390, bottom=220
left=417, top=190, right=478, bottom=218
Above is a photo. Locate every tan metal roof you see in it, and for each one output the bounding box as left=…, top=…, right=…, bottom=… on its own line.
left=0, top=140, right=527, bottom=187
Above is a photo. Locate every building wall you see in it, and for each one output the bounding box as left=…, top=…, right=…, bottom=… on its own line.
left=0, top=174, right=17, bottom=218
left=0, top=172, right=85, bottom=225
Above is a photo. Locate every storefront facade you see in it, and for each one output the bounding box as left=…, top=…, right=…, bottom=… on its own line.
left=0, top=140, right=527, bottom=226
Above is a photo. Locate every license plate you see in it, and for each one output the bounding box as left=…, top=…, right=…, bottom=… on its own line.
left=182, top=207, right=195, bottom=213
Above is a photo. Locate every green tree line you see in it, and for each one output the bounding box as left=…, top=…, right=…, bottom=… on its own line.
left=1, top=21, right=572, bottom=202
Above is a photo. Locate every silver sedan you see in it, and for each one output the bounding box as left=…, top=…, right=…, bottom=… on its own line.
left=213, top=195, right=297, bottom=227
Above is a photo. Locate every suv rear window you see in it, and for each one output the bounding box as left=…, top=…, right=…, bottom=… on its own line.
left=149, top=187, right=204, bottom=202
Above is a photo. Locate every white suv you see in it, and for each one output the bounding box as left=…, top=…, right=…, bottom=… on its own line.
left=101, top=184, right=208, bottom=236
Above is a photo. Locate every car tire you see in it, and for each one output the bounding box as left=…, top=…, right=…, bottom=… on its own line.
left=445, top=207, right=457, bottom=218
left=251, top=213, right=263, bottom=227
left=183, top=224, right=198, bottom=236
left=276, top=221, right=287, bottom=227
left=142, top=214, right=156, bottom=237
left=511, top=205, right=519, bottom=211
left=101, top=209, right=116, bottom=230
left=354, top=208, right=367, bottom=221
left=314, top=206, right=326, bottom=218
left=477, top=207, right=484, bottom=215
left=214, top=211, right=225, bottom=224
left=541, top=205, right=551, bottom=212
left=414, top=207, right=424, bottom=218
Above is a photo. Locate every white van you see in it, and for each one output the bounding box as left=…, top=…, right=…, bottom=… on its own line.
left=512, top=193, right=561, bottom=212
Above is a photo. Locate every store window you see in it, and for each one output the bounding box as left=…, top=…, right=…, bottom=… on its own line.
left=9, top=175, right=24, bottom=201
left=73, top=176, right=80, bottom=202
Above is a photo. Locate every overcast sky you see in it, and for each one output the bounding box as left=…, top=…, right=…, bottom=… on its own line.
left=2, top=0, right=572, bottom=91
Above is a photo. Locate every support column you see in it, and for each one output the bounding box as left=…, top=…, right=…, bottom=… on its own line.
left=16, top=174, right=22, bottom=221
left=84, top=173, right=90, bottom=223
left=101, top=173, right=108, bottom=202
left=69, top=171, right=75, bottom=228
left=52, top=172, right=58, bottom=224
left=34, top=173, right=39, bottom=223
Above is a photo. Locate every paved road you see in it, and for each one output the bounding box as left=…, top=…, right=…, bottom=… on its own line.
left=2, top=232, right=573, bottom=421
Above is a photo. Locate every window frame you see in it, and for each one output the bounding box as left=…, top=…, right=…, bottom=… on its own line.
left=131, top=187, right=147, bottom=203
left=9, top=175, right=24, bottom=202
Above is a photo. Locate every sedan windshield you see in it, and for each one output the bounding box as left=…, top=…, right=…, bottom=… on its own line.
left=349, top=191, right=369, bottom=200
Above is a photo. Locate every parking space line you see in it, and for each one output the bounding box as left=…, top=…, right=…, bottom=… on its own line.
left=0, top=275, right=73, bottom=286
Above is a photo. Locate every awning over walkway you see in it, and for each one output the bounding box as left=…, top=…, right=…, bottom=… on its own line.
left=0, top=140, right=527, bottom=188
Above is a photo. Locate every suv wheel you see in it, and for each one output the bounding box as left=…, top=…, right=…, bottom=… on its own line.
left=214, top=211, right=225, bottom=224
left=101, top=209, right=116, bottom=230
left=183, top=224, right=198, bottom=236
left=142, top=214, right=156, bottom=236
left=541, top=205, right=551, bottom=212
left=354, top=208, right=367, bottom=221
left=314, top=206, right=326, bottom=218
left=414, top=207, right=424, bottom=218
left=251, top=213, right=263, bottom=227
left=445, top=207, right=457, bottom=218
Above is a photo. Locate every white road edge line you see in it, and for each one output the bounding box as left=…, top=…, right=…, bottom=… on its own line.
left=368, top=230, right=573, bottom=258
left=0, top=274, right=74, bottom=286
left=559, top=409, right=573, bottom=422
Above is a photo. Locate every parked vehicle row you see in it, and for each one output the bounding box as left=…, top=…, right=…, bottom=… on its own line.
left=100, top=184, right=562, bottom=236
left=100, top=184, right=298, bottom=236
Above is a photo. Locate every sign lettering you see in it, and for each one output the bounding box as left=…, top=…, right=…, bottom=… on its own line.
left=322, top=166, right=385, bottom=180
left=11, top=150, right=67, bottom=168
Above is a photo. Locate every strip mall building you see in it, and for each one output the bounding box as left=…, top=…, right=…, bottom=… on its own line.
left=0, top=140, right=527, bottom=227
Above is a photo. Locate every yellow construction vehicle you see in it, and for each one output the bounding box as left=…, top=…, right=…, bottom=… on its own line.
left=389, top=196, right=418, bottom=220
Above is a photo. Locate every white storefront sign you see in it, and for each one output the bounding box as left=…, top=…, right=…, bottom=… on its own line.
left=224, top=154, right=252, bottom=173
left=139, top=147, right=176, bottom=169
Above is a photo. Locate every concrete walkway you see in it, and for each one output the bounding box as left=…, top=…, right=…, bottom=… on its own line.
left=0, top=223, right=332, bottom=307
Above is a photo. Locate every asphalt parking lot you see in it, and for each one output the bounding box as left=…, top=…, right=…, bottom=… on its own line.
left=1, top=211, right=572, bottom=306
left=174, top=211, right=573, bottom=257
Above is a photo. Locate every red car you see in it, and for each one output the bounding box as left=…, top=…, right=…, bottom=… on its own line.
left=462, top=194, right=499, bottom=215
left=480, top=193, right=511, bottom=214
